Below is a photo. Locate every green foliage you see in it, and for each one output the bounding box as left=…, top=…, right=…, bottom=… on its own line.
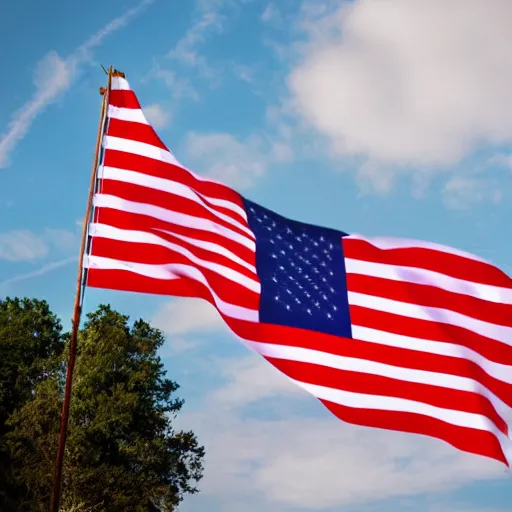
left=0, top=300, right=204, bottom=511
left=0, top=297, right=63, bottom=509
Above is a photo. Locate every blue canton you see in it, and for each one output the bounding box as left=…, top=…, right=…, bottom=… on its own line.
left=243, top=199, right=353, bottom=339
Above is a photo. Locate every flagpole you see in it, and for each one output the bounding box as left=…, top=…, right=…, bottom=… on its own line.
left=50, top=66, right=113, bottom=512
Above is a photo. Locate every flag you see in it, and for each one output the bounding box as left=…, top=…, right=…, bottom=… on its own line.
left=85, top=75, right=512, bottom=467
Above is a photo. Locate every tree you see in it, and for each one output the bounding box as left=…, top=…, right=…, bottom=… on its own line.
left=0, top=297, right=63, bottom=509
left=3, top=302, right=204, bottom=511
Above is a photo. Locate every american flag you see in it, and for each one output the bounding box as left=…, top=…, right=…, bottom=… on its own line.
left=85, top=76, right=512, bottom=467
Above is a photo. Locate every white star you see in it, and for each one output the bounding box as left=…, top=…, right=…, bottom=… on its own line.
left=333, top=305, right=338, bottom=311
left=307, top=308, right=312, bottom=315
left=285, top=304, right=291, bottom=310
left=271, top=253, right=277, bottom=259
left=327, top=312, right=332, bottom=319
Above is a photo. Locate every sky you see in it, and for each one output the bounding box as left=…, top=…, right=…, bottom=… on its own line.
left=1, top=0, right=512, bottom=510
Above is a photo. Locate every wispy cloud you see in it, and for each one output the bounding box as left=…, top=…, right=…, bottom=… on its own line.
left=0, top=256, right=76, bottom=292
left=0, top=228, right=79, bottom=262
left=0, top=0, right=155, bottom=169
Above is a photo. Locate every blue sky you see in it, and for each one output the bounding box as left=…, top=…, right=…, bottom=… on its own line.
left=1, top=0, right=512, bottom=510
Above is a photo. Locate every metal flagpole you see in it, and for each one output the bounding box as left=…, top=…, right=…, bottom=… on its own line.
left=49, top=66, right=113, bottom=512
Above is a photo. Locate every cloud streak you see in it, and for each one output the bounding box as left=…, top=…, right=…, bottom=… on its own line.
left=0, top=0, right=154, bottom=169
left=0, top=256, right=76, bottom=292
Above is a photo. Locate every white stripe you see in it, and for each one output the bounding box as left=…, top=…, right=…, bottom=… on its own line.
left=346, top=234, right=490, bottom=265
left=101, top=167, right=253, bottom=238
left=294, top=380, right=508, bottom=441
left=93, top=193, right=255, bottom=252
left=348, top=291, right=512, bottom=348
left=90, top=223, right=260, bottom=293
left=295, top=380, right=512, bottom=467
left=345, top=258, right=512, bottom=304
left=246, top=341, right=512, bottom=433
left=103, top=135, right=231, bottom=189
left=154, top=228, right=256, bottom=274
left=84, top=254, right=259, bottom=322
left=111, top=77, right=131, bottom=90
left=103, top=134, right=181, bottom=168
left=98, top=167, right=247, bottom=222
left=108, top=105, right=148, bottom=125
left=352, top=325, right=512, bottom=386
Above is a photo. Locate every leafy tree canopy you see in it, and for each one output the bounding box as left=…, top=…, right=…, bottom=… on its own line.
left=1, top=299, right=204, bottom=511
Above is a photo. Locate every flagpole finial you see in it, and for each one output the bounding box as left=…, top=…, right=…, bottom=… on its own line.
left=112, top=69, right=126, bottom=78
left=99, top=86, right=107, bottom=96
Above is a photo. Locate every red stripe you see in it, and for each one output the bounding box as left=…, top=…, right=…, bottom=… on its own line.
left=321, top=400, right=508, bottom=466
left=91, top=219, right=257, bottom=282
left=99, top=179, right=253, bottom=242
left=343, top=238, right=512, bottom=290
left=107, top=118, right=167, bottom=150
left=90, top=238, right=259, bottom=309
left=102, top=149, right=245, bottom=218
left=350, top=305, right=512, bottom=366
left=265, top=357, right=508, bottom=436
left=108, top=90, right=141, bottom=109
left=347, top=274, right=512, bottom=328
left=94, top=207, right=256, bottom=266
left=226, top=317, right=512, bottom=407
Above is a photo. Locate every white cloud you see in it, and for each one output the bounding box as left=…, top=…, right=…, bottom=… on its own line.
left=177, top=353, right=505, bottom=512
left=208, top=354, right=302, bottom=407
left=0, top=231, right=49, bottom=262
left=289, top=0, right=512, bottom=172
left=142, top=103, right=171, bottom=129
left=147, top=65, right=200, bottom=100
left=0, top=256, right=76, bottom=293
left=167, top=0, right=232, bottom=78
left=0, top=0, right=154, bottom=169
left=261, top=3, right=281, bottom=24
left=443, top=176, right=503, bottom=210
left=152, top=298, right=225, bottom=336
left=0, top=228, right=78, bottom=262
left=184, top=131, right=293, bottom=189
